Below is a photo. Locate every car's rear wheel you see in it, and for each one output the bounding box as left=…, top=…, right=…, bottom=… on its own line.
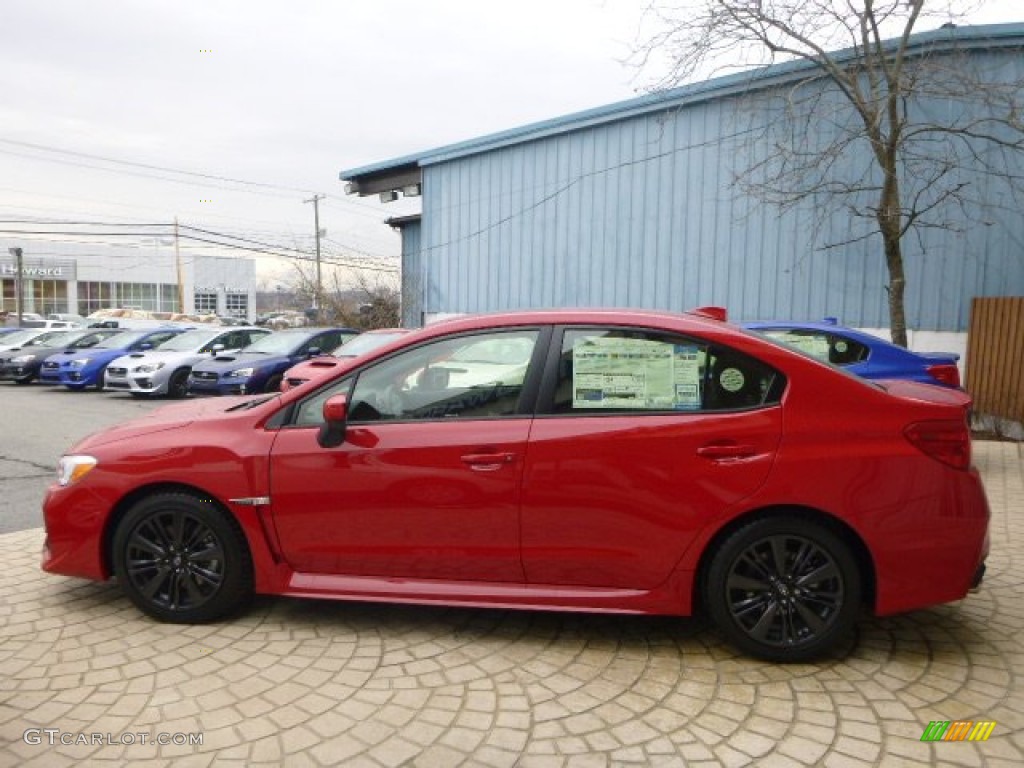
left=168, top=369, right=190, bottom=399
left=112, top=493, right=253, bottom=623
left=704, top=517, right=861, bottom=662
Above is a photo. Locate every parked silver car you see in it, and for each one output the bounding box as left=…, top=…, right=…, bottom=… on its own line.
left=103, top=326, right=270, bottom=398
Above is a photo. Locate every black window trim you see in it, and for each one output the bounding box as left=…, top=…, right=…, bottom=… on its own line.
left=534, top=323, right=786, bottom=417
left=277, top=324, right=553, bottom=429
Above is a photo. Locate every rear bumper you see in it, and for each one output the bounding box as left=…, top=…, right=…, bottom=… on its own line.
left=872, top=465, right=990, bottom=616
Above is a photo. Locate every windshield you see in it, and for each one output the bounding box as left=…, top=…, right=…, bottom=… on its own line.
left=1, top=329, right=52, bottom=346
left=239, top=331, right=307, bottom=355
left=154, top=329, right=221, bottom=352
left=95, top=331, right=151, bottom=349
left=335, top=331, right=407, bottom=357
left=28, top=330, right=81, bottom=347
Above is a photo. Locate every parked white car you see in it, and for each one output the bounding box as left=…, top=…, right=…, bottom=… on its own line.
left=104, top=326, right=271, bottom=398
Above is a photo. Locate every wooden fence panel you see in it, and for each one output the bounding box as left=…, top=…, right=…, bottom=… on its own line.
left=965, top=296, right=1024, bottom=424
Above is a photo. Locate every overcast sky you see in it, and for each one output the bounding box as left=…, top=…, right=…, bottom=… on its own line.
left=1, top=0, right=1018, bottom=286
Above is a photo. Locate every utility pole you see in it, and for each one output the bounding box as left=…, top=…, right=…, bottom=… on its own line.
left=8, top=247, right=23, bottom=326
left=174, top=217, right=184, bottom=314
left=303, top=194, right=324, bottom=310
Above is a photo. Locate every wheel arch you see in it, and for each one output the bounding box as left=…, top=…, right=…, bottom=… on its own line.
left=692, top=505, right=877, bottom=615
left=101, top=482, right=252, bottom=578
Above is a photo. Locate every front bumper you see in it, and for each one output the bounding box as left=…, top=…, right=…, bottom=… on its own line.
left=188, top=375, right=251, bottom=396
left=0, top=362, right=37, bottom=382
left=38, top=367, right=98, bottom=389
left=104, top=367, right=168, bottom=395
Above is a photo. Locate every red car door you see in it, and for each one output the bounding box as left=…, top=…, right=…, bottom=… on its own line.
left=269, top=420, right=529, bottom=581
left=268, top=328, right=543, bottom=582
left=520, top=327, right=784, bottom=589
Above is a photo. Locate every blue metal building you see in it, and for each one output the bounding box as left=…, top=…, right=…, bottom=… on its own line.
left=341, top=24, right=1024, bottom=331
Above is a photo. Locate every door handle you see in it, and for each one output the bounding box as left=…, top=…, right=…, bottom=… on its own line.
left=461, top=452, right=516, bottom=471
left=697, top=443, right=757, bottom=461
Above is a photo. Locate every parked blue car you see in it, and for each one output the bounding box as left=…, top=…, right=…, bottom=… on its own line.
left=188, top=327, right=358, bottom=395
left=39, top=327, right=187, bottom=390
left=744, top=318, right=961, bottom=388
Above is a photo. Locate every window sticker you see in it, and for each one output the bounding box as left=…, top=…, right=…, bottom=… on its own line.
left=572, top=337, right=703, bottom=410
left=719, top=367, right=745, bottom=393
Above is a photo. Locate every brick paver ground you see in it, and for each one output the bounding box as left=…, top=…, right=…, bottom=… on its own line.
left=1, top=442, right=1021, bottom=767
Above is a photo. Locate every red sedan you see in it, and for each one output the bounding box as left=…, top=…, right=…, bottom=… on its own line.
left=41, top=309, right=989, bottom=661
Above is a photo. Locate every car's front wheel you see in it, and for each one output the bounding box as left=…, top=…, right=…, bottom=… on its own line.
left=112, top=493, right=253, bottom=623
left=167, top=369, right=190, bottom=399
left=704, top=517, right=861, bottom=662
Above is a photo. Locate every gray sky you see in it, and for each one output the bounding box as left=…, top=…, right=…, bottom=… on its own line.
left=0, top=0, right=1018, bottom=286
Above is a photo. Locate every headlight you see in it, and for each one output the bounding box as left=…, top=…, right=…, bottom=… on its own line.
left=69, top=358, right=90, bottom=368
left=57, top=455, right=98, bottom=487
left=134, top=362, right=166, bottom=373
left=229, top=367, right=254, bottom=378
left=11, top=354, right=38, bottom=363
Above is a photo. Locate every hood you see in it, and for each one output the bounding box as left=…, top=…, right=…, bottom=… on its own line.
left=114, top=348, right=202, bottom=365
left=70, top=395, right=270, bottom=451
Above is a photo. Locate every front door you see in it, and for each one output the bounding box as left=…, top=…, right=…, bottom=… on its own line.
left=268, top=328, right=543, bottom=582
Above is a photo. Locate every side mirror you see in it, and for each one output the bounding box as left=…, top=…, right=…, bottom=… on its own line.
left=138, top=342, right=153, bottom=351
left=211, top=343, right=225, bottom=355
left=307, top=346, right=322, bottom=359
left=318, top=393, right=349, bottom=448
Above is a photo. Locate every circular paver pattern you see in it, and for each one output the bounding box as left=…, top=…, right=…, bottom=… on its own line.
left=1, top=442, right=1021, bottom=767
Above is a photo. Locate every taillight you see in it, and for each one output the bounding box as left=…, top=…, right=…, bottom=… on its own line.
left=926, top=363, right=960, bottom=388
left=904, top=420, right=970, bottom=470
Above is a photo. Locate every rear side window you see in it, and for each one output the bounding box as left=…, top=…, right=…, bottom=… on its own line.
left=550, top=328, right=784, bottom=414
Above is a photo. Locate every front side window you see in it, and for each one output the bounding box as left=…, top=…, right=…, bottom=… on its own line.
left=551, top=328, right=783, bottom=414
left=291, top=330, right=540, bottom=428
left=347, top=330, right=539, bottom=422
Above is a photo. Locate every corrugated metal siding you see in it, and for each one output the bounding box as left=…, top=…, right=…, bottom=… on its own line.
left=398, top=219, right=422, bottom=327
left=412, top=49, right=1024, bottom=332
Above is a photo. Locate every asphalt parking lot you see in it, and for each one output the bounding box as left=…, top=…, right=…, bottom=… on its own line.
left=0, top=385, right=1022, bottom=766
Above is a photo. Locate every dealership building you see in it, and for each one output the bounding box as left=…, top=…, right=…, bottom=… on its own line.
left=1, top=241, right=257, bottom=320
left=341, top=22, right=1024, bottom=363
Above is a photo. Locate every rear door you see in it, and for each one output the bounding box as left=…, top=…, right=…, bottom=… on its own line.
left=521, top=326, right=785, bottom=589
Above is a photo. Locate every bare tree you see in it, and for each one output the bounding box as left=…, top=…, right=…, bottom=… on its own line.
left=637, top=1, right=1024, bottom=346
left=288, top=259, right=401, bottom=329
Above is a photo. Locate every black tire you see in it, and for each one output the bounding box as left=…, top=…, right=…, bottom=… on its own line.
left=168, top=368, right=190, bottom=399
left=704, top=517, right=861, bottom=662
left=263, top=374, right=283, bottom=393
left=112, top=493, right=253, bottom=623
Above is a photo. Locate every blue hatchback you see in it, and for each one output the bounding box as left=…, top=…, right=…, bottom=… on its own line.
left=39, top=327, right=187, bottom=390
left=188, top=327, right=359, bottom=395
left=744, top=318, right=961, bottom=388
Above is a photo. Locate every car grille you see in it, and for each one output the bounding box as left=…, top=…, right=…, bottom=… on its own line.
left=107, top=367, right=127, bottom=377
left=106, top=381, right=130, bottom=389
left=191, top=371, right=219, bottom=382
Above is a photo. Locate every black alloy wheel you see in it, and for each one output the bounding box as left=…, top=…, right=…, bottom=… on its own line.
left=705, top=517, right=861, bottom=662
left=168, top=368, right=190, bottom=399
left=112, top=493, right=253, bottom=623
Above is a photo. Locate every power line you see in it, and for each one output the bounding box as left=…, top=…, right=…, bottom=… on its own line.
left=0, top=137, right=318, bottom=195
